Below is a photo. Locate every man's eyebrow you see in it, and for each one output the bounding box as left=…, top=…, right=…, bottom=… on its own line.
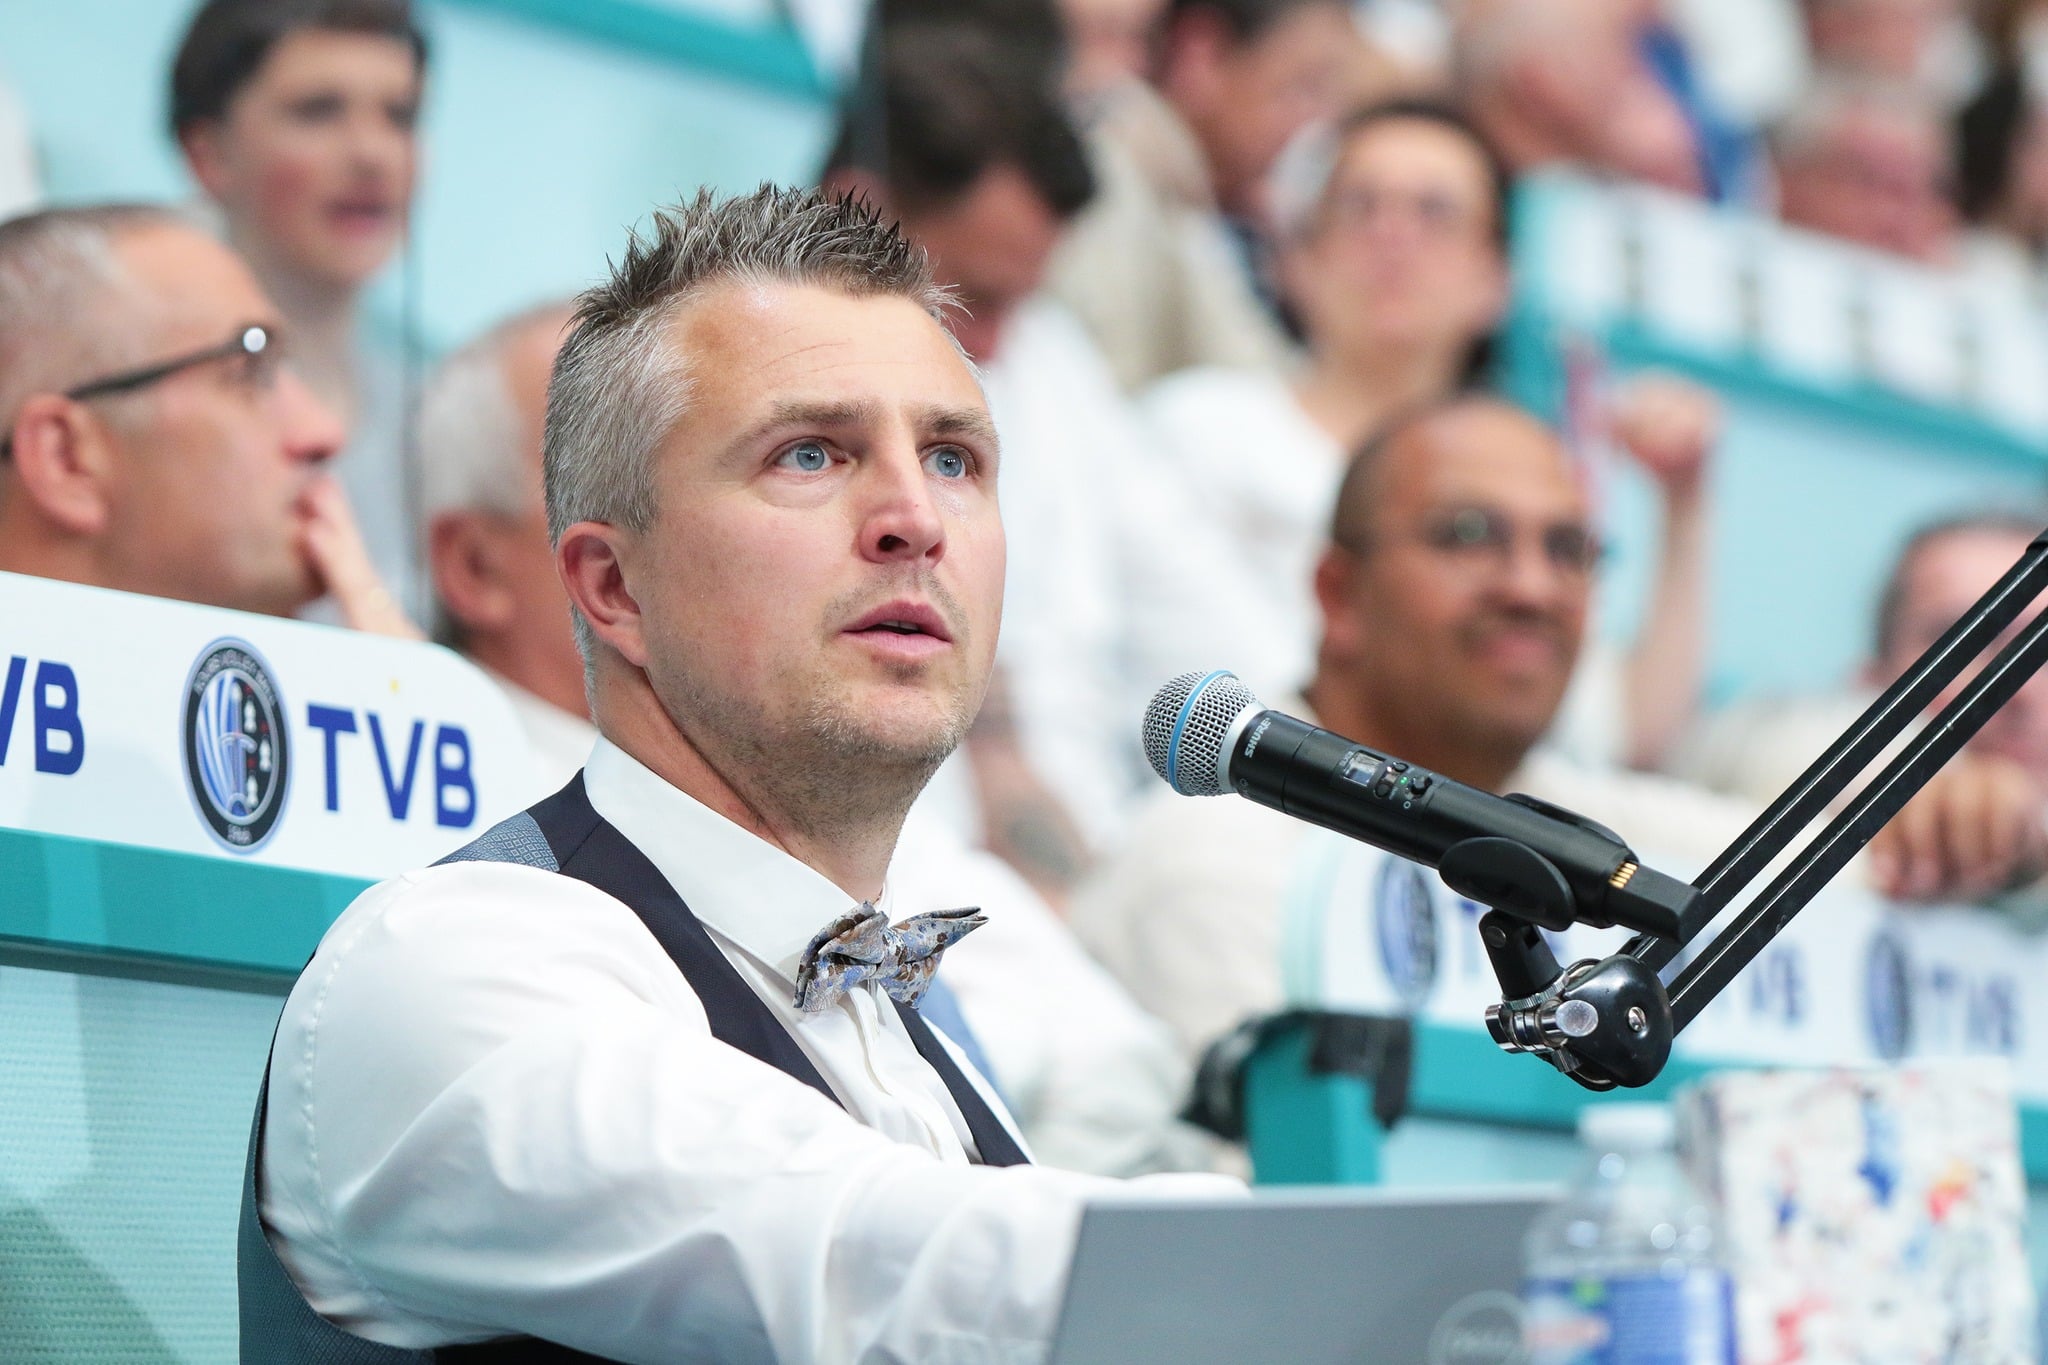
left=919, top=405, right=1000, bottom=449
left=757, top=397, right=884, bottom=433
left=741, top=398, right=999, bottom=451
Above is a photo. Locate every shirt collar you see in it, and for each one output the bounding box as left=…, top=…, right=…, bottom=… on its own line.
left=581, top=737, right=880, bottom=986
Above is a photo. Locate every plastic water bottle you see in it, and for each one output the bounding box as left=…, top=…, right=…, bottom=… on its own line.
left=1522, top=1103, right=1736, bottom=1365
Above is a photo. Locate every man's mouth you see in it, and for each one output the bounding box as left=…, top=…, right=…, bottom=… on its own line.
left=844, top=601, right=955, bottom=647
left=325, top=195, right=397, bottom=236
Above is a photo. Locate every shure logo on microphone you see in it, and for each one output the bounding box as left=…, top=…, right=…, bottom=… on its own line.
left=1243, top=715, right=1272, bottom=757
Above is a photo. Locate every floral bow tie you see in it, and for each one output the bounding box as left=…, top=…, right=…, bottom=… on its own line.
left=792, top=902, right=986, bottom=1013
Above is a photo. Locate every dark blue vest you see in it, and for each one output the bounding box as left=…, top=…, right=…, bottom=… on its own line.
left=238, top=774, right=1029, bottom=1363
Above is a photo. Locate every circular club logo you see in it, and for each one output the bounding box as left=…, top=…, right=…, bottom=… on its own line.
left=181, top=639, right=290, bottom=853
left=1375, top=856, right=1439, bottom=1010
left=1864, top=928, right=1913, bottom=1061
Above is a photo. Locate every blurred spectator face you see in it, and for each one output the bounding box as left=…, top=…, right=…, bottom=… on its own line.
left=1316, top=402, right=1594, bottom=768
left=1806, top=0, right=1965, bottom=88
left=1160, top=0, right=1360, bottom=217
left=1776, top=93, right=1957, bottom=262
left=1, top=223, right=343, bottom=613
left=1871, top=524, right=2048, bottom=785
left=879, top=165, right=1065, bottom=365
left=1282, top=115, right=1506, bottom=363
left=427, top=311, right=585, bottom=714
left=1060, top=0, right=1168, bottom=100
left=181, top=28, right=421, bottom=291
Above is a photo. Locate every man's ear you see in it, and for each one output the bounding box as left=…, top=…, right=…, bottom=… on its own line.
left=1312, top=544, right=1364, bottom=665
left=7, top=395, right=114, bottom=536
left=429, top=511, right=517, bottom=637
left=178, top=120, right=233, bottom=199
left=556, top=520, right=648, bottom=669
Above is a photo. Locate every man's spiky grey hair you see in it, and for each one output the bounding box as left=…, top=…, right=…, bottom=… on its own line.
left=541, top=185, right=954, bottom=670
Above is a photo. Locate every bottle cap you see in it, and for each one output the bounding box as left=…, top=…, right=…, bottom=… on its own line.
left=1578, top=1102, right=1676, bottom=1150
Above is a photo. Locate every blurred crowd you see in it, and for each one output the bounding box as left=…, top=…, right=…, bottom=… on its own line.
left=7, top=0, right=2048, bottom=1174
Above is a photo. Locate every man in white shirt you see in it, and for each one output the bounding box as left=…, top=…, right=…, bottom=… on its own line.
left=418, top=300, right=597, bottom=796
left=242, top=186, right=1230, bottom=1362
left=1072, top=395, right=2048, bottom=1062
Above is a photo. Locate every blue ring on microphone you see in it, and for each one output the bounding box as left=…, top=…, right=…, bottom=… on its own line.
left=1166, top=669, right=1235, bottom=792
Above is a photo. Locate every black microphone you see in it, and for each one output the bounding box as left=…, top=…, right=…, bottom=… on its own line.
left=1143, top=670, right=1698, bottom=941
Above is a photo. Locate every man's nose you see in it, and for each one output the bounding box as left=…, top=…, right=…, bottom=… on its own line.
left=858, top=445, right=945, bottom=565
left=1494, top=534, right=1575, bottom=608
left=278, top=369, right=345, bottom=466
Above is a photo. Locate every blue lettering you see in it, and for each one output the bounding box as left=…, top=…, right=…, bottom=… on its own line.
left=369, top=714, right=425, bottom=820
left=306, top=704, right=358, bottom=812
left=433, top=725, right=476, bottom=829
left=1966, top=976, right=2020, bottom=1055
left=32, top=661, right=83, bottom=776
left=1746, top=948, right=1806, bottom=1027
left=0, top=655, right=23, bottom=765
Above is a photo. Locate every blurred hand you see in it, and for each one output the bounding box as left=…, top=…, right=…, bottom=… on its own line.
left=298, top=473, right=424, bottom=641
left=1865, top=753, right=2048, bottom=903
left=1606, top=374, right=1720, bottom=501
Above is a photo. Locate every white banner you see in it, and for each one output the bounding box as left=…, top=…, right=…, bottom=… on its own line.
left=0, top=572, right=536, bottom=880
left=1282, top=829, right=2044, bottom=1100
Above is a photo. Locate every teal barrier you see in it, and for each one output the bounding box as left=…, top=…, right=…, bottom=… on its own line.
left=437, top=0, right=830, bottom=98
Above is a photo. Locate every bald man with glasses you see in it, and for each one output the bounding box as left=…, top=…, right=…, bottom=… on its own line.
left=1070, top=394, right=2048, bottom=1072
left=0, top=204, right=412, bottom=635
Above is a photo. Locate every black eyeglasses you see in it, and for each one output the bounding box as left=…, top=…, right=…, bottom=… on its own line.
left=0, top=324, right=276, bottom=459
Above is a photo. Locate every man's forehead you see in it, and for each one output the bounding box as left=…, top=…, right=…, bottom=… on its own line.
left=1907, top=528, right=2035, bottom=606
left=116, top=224, right=275, bottom=341
left=671, top=280, right=987, bottom=423
left=1384, top=406, right=1584, bottom=514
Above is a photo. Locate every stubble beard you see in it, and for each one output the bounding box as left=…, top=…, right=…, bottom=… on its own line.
left=661, top=646, right=982, bottom=849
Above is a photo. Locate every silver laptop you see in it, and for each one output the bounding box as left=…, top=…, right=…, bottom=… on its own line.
left=1049, top=1186, right=1557, bottom=1365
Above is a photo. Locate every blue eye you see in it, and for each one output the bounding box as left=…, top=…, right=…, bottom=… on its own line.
left=928, top=446, right=969, bottom=479
left=779, top=440, right=831, bottom=472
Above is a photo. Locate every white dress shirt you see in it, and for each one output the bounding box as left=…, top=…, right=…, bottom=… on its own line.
left=261, top=737, right=1233, bottom=1361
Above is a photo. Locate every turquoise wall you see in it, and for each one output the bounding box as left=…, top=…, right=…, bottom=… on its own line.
left=0, top=0, right=835, bottom=351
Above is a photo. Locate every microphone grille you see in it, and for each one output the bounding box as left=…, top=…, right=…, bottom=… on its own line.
left=1142, top=670, right=1260, bottom=797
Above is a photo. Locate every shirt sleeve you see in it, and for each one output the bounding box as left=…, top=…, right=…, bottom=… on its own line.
left=260, top=861, right=1226, bottom=1364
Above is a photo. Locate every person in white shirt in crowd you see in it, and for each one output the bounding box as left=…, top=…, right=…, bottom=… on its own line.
left=825, top=21, right=1264, bottom=897
left=1145, top=100, right=1720, bottom=770
left=0, top=204, right=411, bottom=635
left=1773, top=70, right=1961, bottom=264
left=1071, top=396, right=2048, bottom=1065
left=1676, top=510, right=2048, bottom=905
left=1048, top=0, right=1362, bottom=390
left=242, top=186, right=1236, bottom=1362
left=171, top=0, right=428, bottom=612
left=418, top=300, right=596, bottom=794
